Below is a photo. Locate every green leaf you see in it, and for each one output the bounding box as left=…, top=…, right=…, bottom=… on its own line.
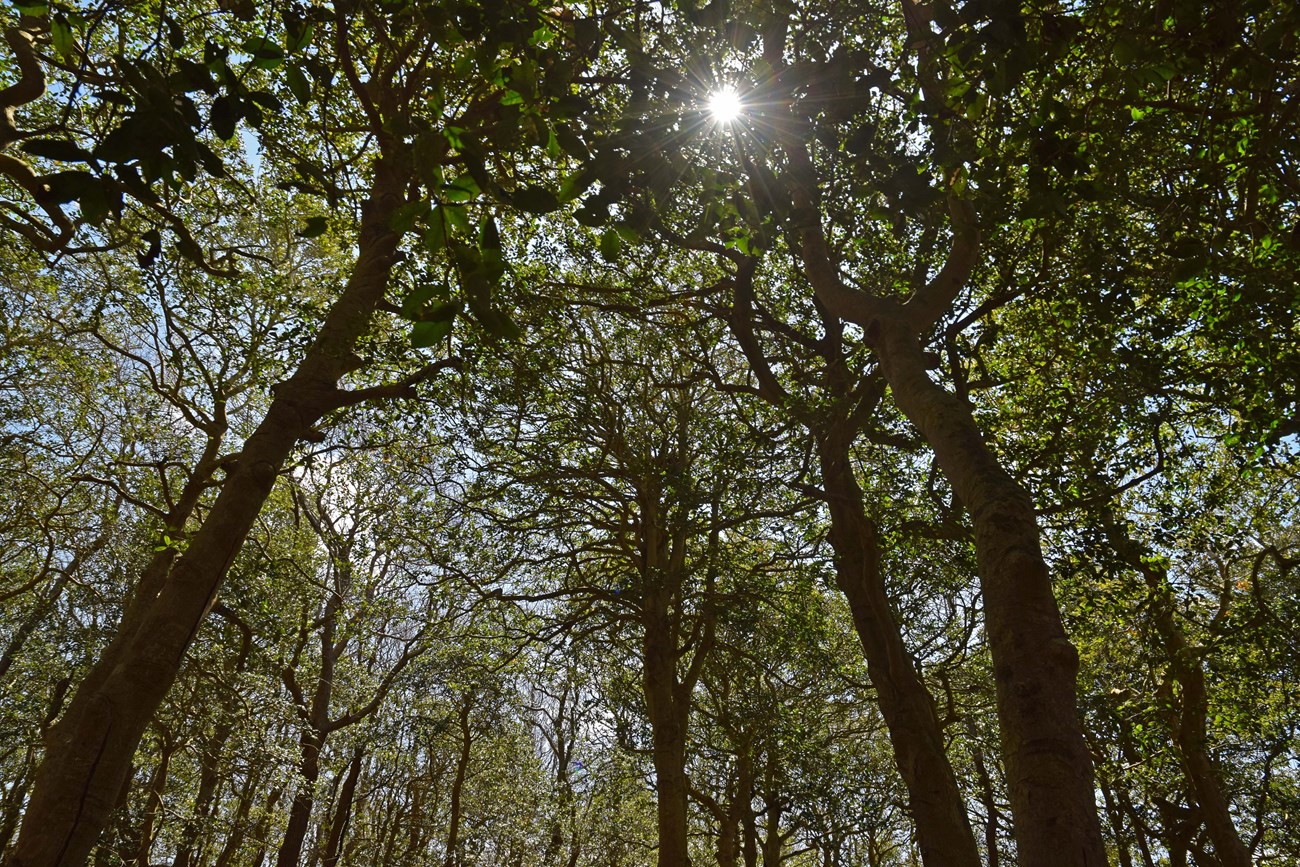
left=389, top=200, right=429, bottom=233
left=424, top=212, right=448, bottom=252
left=79, top=181, right=111, bottom=225
left=176, top=234, right=205, bottom=264
left=247, top=90, right=283, bottom=112
left=411, top=319, right=452, bottom=348
left=443, top=175, right=480, bottom=202
left=50, top=15, right=75, bottom=60
left=725, top=233, right=753, bottom=255
left=400, top=282, right=442, bottom=319
left=599, top=227, right=622, bottom=261
left=42, top=171, right=99, bottom=205
left=558, top=169, right=594, bottom=203
left=285, top=64, right=311, bottom=104
left=443, top=204, right=470, bottom=235
left=285, top=19, right=314, bottom=52
left=243, top=36, right=284, bottom=60
left=442, top=126, right=468, bottom=150
left=554, top=125, right=591, bottom=160
left=210, top=95, right=238, bottom=140
left=1112, top=35, right=1140, bottom=66
left=296, top=216, right=328, bottom=238
left=479, top=216, right=502, bottom=254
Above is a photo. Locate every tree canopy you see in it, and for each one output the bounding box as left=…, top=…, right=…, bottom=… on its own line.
left=1, top=1, right=1297, bottom=867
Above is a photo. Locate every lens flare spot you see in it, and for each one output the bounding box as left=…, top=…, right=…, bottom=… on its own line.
left=707, top=88, right=743, bottom=123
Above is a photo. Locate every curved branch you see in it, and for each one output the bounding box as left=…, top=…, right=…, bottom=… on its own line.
left=0, top=24, right=45, bottom=147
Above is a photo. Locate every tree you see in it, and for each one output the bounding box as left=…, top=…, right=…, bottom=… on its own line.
left=3, top=0, right=588, bottom=861
left=2, top=0, right=1298, bottom=865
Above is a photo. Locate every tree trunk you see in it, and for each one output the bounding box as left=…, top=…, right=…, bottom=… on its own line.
left=212, top=772, right=268, bottom=867
left=444, top=699, right=474, bottom=867
left=176, top=609, right=251, bottom=867
left=322, top=750, right=364, bottom=867
left=276, top=730, right=324, bottom=867
left=1098, top=779, right=1134, bottom=867
left=1107, top=523, right=1252, bottom=867
left=7, top=155, right=409, bottom=867
left=771, top=62, right=1105, bottom=857
left=130, top=736, right=175, bottom=867
left=870, top=318, right=1106, bottom=867
left=967, top=731, right=1002, bottom=867
left=817, top=422, right=981, bottom=867
left=248, top=786, right=285, bottom=867
left=643, top=604, right=691, bottom=867
left=741, top=782, right=758, bottom=867
left=172, top=721, right=232, bottom=867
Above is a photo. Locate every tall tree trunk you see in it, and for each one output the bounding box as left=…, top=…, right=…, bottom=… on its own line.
left=759, top=761, right=782, bottom=867
left=248, top=785, right=286, bottom=867
left=967, top=730, right=1002, bottom=867
left=322, top=750, right=364, bottom=867
left=870, top=319, right=1105, bottom=866
left=643, top=596, right=692, bottom=867
left=764, top=13, right=1106, bottom=849
left=275, top=730, right=324, bottom=867
left=817, top=422, right=981, bottom=867
left=130, top=736, right=175, bottom=867
left=443, top=700, right=474, bottom=867
left=741, top=778, right=758, bottom=867
left=172, top=721, right=232, bottom=867
left=1098, top=779, right=1135, bottom=867
left=176, top=607, right=251, bottom=867
left=212, top=772, right=268, bottom=867
left=7, top=154, right=409, bottom=867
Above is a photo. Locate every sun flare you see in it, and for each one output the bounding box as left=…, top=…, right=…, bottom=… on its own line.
left=706, top=88, right=743, bottom=123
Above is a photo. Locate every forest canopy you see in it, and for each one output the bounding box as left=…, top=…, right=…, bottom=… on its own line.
left=0, top=1, right=1297, bottom=867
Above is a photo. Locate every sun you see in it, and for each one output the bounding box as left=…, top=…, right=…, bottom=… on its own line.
left=706, top=87, right=743, bottom=123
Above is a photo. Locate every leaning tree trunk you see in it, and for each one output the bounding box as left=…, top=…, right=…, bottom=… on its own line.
left=816, top=421, right=982, bottom=867
left=443, top=700, right=474, bottom=867
left=275, top=730, right=325, bottom=867
left=7, top=154, right=409, bottom=867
